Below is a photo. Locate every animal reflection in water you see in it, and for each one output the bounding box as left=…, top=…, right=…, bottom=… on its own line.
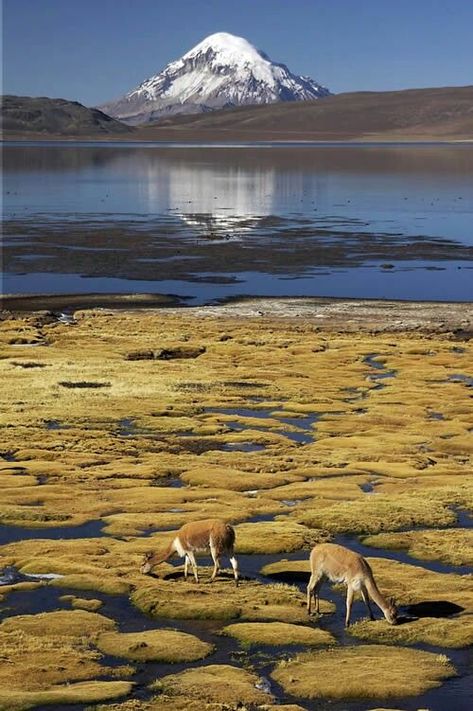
left=307, top=543, right=398, bottom=627
left=141, top=518, right=239, bottom=586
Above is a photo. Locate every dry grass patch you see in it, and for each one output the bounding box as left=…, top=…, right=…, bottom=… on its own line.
left=180, top=464, right=304, bottom=491
left=295, top=494, right=456, bottom=534
left=235, top=521, right=328, bottom=554
left=271, top=645, right=456, bottom=699
left=59, top=595, right=103, bottom=611
left=0, top=609, right=116, bottom=638
left=222, top=621, right=335, bottom=647
left=0, top=622, right=133, bottom=711
left=97, top=629, right=213, bottom=662
left=131, top=577, right=306, bottom=622
left=349, top=613, right=473, bottom=648
left=153, top=664, right=273, bottom=706
left=96, top=703, right=307, bottom=711
left=364, top=528, right=473, bottom=566
left=0, top=680, right=133, bottom=711
left=366, top=557, right=473, bottom=610
left=265, top=475, right=369, bottom=501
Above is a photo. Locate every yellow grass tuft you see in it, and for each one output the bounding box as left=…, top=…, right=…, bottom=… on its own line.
left=153, top=664, right=273, bottom=706
left=271, top=645, right=456, bottom=699
left=221, top=621, right=335, bottom=647
left=96, top=629, right=213, bottom=662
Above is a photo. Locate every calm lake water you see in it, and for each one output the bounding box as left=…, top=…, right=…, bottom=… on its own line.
left=2, top=142, right=473, bottom=303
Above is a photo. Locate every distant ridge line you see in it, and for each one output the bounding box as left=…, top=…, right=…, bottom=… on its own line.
left=2, top=86, right=472, bottom=141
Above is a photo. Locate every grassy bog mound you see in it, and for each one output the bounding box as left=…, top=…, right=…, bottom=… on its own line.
left=222, top=621, right=335, bottom=646
left=0, top=306, right=472, bottom=709
left=271, top=645, right=456, bottom=699
left=131, top=577, right=307, bottom=622
left=96, top=629, right=213, bottom=662
left=364, top=528, right=473, bottom=566
left=152, top=664, right=273, bottom=706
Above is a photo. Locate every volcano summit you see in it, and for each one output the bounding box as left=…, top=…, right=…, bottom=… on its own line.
left=100, top=32, right=330, bottom=124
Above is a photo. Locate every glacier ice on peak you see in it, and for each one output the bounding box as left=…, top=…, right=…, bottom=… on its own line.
left=99, top=31, right=330, bottom=125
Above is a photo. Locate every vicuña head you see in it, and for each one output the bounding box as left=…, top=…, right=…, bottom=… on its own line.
left=140, top=518, right=239, bottom=585
left=306, top=542, right=398, bottom=627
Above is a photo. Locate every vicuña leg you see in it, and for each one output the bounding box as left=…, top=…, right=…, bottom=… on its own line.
left=345, top=585, right=354, bottom=627
left=209, top=543, right=220, bottom=582
left=187, top=551, right=199, bottom=583
left=229, top=555, right=239, bottom=587
left=307, top=573, right=322, bottom=614
left=361, top=584, right=375, bottom=620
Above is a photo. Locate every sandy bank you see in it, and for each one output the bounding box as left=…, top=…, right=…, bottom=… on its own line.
left=1, top=294, right=472, bottom=336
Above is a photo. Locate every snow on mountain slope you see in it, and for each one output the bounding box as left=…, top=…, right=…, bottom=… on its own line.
left=100, top=32, right=330, bottom=124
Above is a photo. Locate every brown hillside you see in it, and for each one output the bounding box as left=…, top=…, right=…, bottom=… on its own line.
left=3, top=86, right=472, bottom=142
left=134, top=86, right=473, bottom=142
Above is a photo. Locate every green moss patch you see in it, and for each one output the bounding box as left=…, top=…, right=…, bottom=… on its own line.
left=271, top=645, right=456, bottom=699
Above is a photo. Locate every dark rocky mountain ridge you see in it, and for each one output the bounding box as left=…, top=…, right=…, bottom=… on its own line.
left=1, top=95, right=132, bottom=135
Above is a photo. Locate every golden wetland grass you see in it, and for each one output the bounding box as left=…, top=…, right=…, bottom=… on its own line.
left=0, top=307, right=472, bottom=710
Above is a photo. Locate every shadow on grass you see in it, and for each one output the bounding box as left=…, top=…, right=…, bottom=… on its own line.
left=403, top=600, right=465, bottom=619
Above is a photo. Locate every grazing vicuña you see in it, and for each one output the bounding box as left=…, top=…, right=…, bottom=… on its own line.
left=307, top=542, right=398, bottom=626
left=141, top=518, right=239, bottom=585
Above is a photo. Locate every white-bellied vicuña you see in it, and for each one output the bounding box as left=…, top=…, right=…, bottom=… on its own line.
left=141, top=518, right=239, bottom=585
left=307, top=542, right=398, bottom=627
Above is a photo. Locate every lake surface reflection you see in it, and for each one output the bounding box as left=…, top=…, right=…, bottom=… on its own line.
left=2, top=143, right=473, bottom=302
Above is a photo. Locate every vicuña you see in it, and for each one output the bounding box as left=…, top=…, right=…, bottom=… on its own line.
left=307, top=542, right=398, bottom=626
left=141, top=518, right=239, bottom=585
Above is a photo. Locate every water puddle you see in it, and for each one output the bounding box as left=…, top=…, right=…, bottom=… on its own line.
left=0, top=519, right=104, bottom=546
left=221, top=442, right=266, bottom=452
left=359, top=480, right=376, bottom=493
left=44, top=419, right=63, bottom=430
left=448, top=373, right=473, bottom=387
left=363, top=353, right=397, bottom=388
left=205, top=406, right=318, bottom=446
left=428, top=411, right=445, bottom=420
left=151, top=476, right=185, bottom=488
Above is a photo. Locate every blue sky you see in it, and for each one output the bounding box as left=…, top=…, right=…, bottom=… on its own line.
left=3, top=0, right=472, bottom=106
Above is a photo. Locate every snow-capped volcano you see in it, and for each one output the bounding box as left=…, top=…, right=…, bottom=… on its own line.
left=100, top=32, right=330, bottom=124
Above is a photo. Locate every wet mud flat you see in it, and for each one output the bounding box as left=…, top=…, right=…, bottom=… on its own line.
left=3, top=212, right=473, bottom=304
left=0, top=303, right=472, bottom=710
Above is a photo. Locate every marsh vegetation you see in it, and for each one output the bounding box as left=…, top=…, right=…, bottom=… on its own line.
left=0, top=306, right=472, bottom=710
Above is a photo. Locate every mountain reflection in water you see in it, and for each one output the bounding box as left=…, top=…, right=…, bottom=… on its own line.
left=3, top=143, right=473, bottom=302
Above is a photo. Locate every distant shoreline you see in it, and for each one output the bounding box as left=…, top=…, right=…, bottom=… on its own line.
left=3, top=135, right=473, bottom=145
left=3, top=86, right=472, bottom=143
left=2, top=294, right=472, bottom=337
